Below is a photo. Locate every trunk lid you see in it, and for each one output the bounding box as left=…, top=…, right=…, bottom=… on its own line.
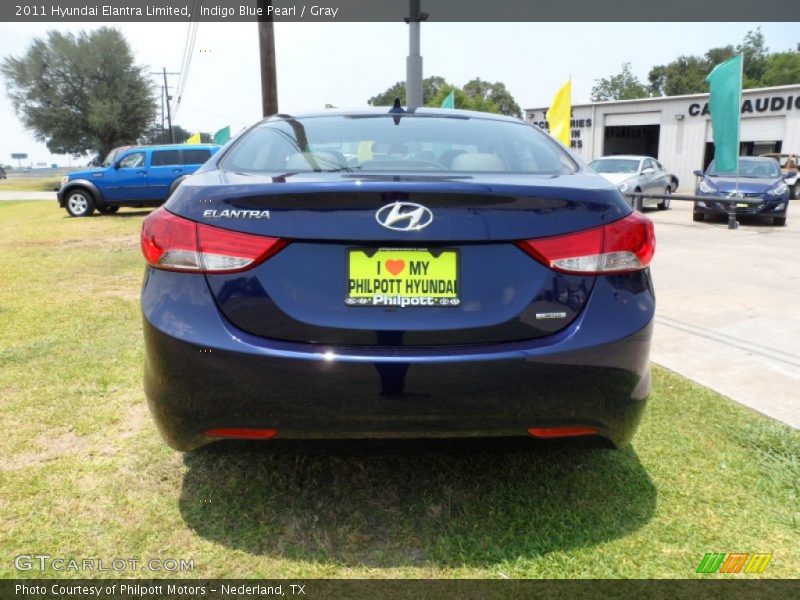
left=167, top=170, right=628, bottom=347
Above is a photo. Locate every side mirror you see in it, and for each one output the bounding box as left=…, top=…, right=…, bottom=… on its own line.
left=113, top=161, right=121, bottom=170
left=693, top=169, right=703, bottom=177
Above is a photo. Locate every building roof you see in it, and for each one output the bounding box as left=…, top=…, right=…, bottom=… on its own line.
left=525, top=83, right=800, bottom=112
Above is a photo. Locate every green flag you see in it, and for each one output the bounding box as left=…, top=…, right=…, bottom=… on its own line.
left=706, top=55, right=742, bottom=174
left=213, top=126, right=231, bottom=145
left=440, top=91, right=455, bottom=109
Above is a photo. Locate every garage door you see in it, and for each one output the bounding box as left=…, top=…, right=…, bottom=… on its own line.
left=605, top=112, right=661, bottom=126
left=706, top=116, right=786, bottom=142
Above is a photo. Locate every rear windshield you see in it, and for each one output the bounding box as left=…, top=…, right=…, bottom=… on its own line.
left=708, top=159, right=781, bottom=179
left=220, top=114, right=578, bottom=175
left=589, top=158, right=639, bottom=174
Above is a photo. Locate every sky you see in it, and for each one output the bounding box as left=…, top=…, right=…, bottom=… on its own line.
left=0, top=21, right=796, bottom=166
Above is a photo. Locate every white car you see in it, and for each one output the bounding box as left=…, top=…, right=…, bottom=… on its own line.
left=589, top=155, right=678, bottom=210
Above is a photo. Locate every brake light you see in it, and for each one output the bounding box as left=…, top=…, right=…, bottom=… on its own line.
left=516, top=212, right=655, bottom=274
left=141, top=207, right=287, bottom=273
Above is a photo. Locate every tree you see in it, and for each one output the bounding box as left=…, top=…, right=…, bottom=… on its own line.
left=737, top=28, right=768, bottom=86
left=368, top=76, right=448, bottom=106
left=645, top=28, right=788, bottom=96
left=648, top=55, right=709, bottom=96
left=461, top=78, right=521, bottom=117
left=591, top=63, right=648, bottom=101
left=2, top=27, right=157, bottom=159
left=427, top=84, right=499, bottom=113
left=368, top=75, right=521, bottom=116
left=762, top=51, right=800, bottom=86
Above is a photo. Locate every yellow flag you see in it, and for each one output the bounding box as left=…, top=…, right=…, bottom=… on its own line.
left=546, top=80, right=571, bottom=147
left=186, top=132, right=201, bottom=145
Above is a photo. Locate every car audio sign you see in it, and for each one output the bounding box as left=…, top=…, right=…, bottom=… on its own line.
left=689, top=94, right=800, bottom=117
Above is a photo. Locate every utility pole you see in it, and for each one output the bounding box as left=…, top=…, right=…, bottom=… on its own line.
left=163, top=67, right=175, bottom=143
left=405, top=0, right=427, bottom=109
left=160, top=85, right=165, bottom=142
left=151, top=69, right=179, bottom=143
left=258, top=11, right=278, bottom=117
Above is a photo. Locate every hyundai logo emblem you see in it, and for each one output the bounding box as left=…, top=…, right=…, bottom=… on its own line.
left=375, top=202, right=434, bottom=232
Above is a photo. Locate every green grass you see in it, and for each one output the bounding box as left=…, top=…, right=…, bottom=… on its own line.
left=0, top=201, right=798, bottom=579
left=0, top=175, right=61, bottom=192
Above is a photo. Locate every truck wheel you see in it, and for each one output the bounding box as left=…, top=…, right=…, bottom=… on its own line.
left=65, top=189, right=96, bottom=217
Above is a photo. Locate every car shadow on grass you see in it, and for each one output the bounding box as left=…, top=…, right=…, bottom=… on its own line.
left=178, top=438, right=656, bottom=567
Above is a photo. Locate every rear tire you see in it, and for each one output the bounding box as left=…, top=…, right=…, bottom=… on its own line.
left=658, top=187, right=671, bottom=210
left=65, top=189, right=95, bottom=217
left=97, top=204, right=119, bottom=214
left=693, top=212, right=705, bottom=222
left=773, top=217, right=787, bottom=226
left=633, top=189, right=643, bottom=211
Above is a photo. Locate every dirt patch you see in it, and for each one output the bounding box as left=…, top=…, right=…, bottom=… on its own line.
left=59, top=235, right=138, bottom=249
left=3, top=429, right=88, bottom=472
left=118, top=401, right=149, bottom=440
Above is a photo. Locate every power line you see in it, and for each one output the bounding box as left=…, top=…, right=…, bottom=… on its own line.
left=173, top=0, right=200, bottom=119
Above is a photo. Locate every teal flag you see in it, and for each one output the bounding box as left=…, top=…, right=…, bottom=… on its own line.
left=440, top=91, right=455, bottom=109
left=213, top=126, right=231, bottom=145
left=706, top=55, right=742, bottom=173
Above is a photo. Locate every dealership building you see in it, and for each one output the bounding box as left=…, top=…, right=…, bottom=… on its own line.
left=524, top=84, right=800, bottom=192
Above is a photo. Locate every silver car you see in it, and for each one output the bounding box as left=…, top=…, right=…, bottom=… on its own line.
left=589, top=155, right=678, bottom=210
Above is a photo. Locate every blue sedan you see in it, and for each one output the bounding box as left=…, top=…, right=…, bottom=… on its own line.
left=140, top=107, right=656, bottom=451
left=693, top=157, right=790, bottom=226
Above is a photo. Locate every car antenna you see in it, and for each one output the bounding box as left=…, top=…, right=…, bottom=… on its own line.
left=389, top=96, right=405, bottom=125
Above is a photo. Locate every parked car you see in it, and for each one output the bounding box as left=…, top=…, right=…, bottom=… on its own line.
left=589, top=155, right=677, bottom=210
left=140, top=107, right=656, bottom=451
left=0, top=166, right=7, bottom=179
left=693, top=157, right=790, bottom=226
left=57, top=144, right=219, bottom=217
left=760, top=153, right=800, bottom=198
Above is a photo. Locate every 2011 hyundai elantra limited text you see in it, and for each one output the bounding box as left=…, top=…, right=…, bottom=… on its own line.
left=140, top=107, right=656, bottom=451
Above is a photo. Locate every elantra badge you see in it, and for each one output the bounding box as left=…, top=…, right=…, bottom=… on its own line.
left=375, top=202, right=433, bottom=232
left=203, top=209, right=271, bottom=219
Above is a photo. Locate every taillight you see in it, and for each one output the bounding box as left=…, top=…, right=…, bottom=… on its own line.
left=516, top=212, right=655, bottom=274
left=141, top=207, right=287, bottom=273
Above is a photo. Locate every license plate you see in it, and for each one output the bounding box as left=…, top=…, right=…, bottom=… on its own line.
left=736, top=202, right=749, bottom=208
left=346, top=248, right=459, bottom=307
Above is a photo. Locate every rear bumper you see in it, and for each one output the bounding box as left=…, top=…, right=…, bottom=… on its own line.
left=142, top=269, right=654, bottom=451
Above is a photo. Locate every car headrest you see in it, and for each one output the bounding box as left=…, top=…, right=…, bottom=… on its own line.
left=450, top=153, right=506, bottom=172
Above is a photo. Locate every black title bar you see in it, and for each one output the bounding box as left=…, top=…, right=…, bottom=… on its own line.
left=2, top=0, right=799, bottom=22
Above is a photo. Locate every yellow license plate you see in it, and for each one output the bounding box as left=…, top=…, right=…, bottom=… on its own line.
left=346, top=248, right=459, bottom=307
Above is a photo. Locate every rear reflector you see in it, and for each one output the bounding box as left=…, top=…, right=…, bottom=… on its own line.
left=516, top=212, right=655, bottom=274
left=141, top=207, right=287, bottom=273
left=203, top=428, right=279, bottom=439
left=527, top=426, right=599, bottom=439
